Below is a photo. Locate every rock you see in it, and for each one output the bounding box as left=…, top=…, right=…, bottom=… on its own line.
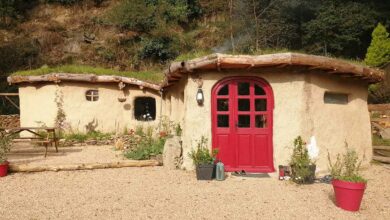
left=380, top=128, right=390, bottom=139
left=162, top=136, right=182, bottom=170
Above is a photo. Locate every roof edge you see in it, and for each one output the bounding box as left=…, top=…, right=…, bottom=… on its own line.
left=164, top=53, right=384, bottom=86
left=7, top=73, right=161, bottom=91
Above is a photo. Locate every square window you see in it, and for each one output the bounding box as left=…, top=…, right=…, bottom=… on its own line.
left=324, top=92, right=348, bottom=104
left=86, top=90, right=99, bottom=101
left=134, top=97, right=156, bottom=121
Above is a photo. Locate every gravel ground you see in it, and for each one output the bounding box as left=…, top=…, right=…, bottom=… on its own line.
left=0, top=163, right=389, bottom=220
left=7, top=144, right=125, bottom=165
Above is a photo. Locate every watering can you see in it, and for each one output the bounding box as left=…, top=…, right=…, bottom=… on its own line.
left=216, top=161, right=225, bottom=181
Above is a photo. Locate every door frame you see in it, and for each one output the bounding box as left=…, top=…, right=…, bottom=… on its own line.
left=211, top=76, right=275, bottom=172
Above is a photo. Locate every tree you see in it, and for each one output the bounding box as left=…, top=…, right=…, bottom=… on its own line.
left=365, top=23, right=390, bottom=67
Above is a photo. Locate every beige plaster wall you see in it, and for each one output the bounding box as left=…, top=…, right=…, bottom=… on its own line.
left=19, top=82, right=162, bottom=134
left=304, top=74, right=371, bottom=173
left=178, top=71, right=371, bottom=173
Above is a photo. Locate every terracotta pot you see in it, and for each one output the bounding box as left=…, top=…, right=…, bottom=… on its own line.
left=0, top=161, right=9, bottom=177
left=195, top=164, right=214, bottom=180
left=332, top=179, right=366, bottom=211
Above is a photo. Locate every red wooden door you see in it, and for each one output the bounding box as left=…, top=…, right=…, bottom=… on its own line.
left=212, top=77, right=274, bottom=173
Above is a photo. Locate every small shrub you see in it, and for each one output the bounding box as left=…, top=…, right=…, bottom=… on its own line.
left=175, top=123, right=182, bottom=137
left=64, top=131, right=111, bottom=142
left=328, top=146, right=366, bottom=183
left=289, top=136, right=316, bottom=184
left=188, top=136, right=218, bottom=166
left=124, top=137, right=166, bottom=160
left=0, top=133, right=13, bottom=163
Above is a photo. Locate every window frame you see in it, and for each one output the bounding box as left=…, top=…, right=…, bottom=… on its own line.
left=85, top=90, right=99, bottom=102
left=134, top=96, right=157, bottom=121
left=323, top=91, right=349, bottom=105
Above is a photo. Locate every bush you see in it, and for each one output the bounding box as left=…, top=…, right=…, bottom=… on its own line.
left=289, top=136, right=316, bottom=184
left=124, top=137, right=166, bottom=160
left=44, top=0, right=83, bottom=5
left=365, top=23, right=390, bottom=67
left=139, top=37, right=179, bottom=62
left=328, top=146, right=366, bottom=183
left=188, top=136, right=218, bottom=166
left=64, top=131, right=111, bottom=142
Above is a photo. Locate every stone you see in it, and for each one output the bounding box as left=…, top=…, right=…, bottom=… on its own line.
left=163, top=136, right=182, bottom=170
left=380, top=128, right=390, bottom=140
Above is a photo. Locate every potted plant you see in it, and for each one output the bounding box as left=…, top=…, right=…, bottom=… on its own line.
left=188, top=136, right=218, bottom=180
left=0, top=134, right=12, bottom=177
left=289, top=136, right=316, bottom=184
left=328, top=147, right=367, bottom=211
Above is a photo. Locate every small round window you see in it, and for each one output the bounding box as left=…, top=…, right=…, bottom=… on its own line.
left=86, top=90, right=99, bottom=102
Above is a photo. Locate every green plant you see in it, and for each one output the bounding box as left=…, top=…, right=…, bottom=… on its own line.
left=365, top=23, right=390, bottom=67
left=135, top=126, right=144, bottom=136
left=328, top=146, right=367, bottom=183
left=372, top=134, right=390, bottom=146
left=0, top=133, right=12, bottom=163
left=175, top=123, right=182, bottom=137
left=289, top=136, right=316, bottom=184
left=124, top=137, right=166, bottom=160
left=64, top=131, right=112, bottom=142
left=188, top=136, right=218, bottom=166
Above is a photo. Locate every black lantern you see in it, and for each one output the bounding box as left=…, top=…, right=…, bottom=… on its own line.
left=196, top=88, right=204, bottom=105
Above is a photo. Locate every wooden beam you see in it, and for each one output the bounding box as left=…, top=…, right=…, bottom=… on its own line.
left=373, top=155, right=390, bottom=163
left=3, top=96, right=19, bottom=110
left=0, top=93, right=18, bottom=96
left=9, top=160, right=160, bottom=173
left=373, top=146, right=390, bottom=150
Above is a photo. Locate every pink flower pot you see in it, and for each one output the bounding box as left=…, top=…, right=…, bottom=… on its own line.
left=332, top=179, right=366, bottom=211
left=0, top=161, right=9, bottom=177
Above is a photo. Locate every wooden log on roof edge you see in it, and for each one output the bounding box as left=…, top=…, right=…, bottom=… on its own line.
left=9, top=160, right=160, bottom=172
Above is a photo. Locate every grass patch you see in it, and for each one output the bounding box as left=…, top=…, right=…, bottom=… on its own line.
left=12, top=65, right=164, bottom=83
left=174, top=51, right=212, bottom=61
left=372, top=134, right=390, bottom=146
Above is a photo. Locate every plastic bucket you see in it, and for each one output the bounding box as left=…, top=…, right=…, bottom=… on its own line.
left=332, top=179, right=366, bottom=211
left=0, top=161, right=9, bottom=177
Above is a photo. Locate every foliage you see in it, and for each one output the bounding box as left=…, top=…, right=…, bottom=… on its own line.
left=139, top=37, right=179, bottom=62
left=175, top=123, right=182, bottom=137
left=188, top=136, right=218, bottom=166
left=289, top=136, right=316, bottom=184
left=44, top=0, right=82, bottom=5
left=12, top=64, right=164, bottom=83
left=123, top=127, right=166, bottom=160
left=327, top=146, right=367, bottom=183
left=372, top=134, right=390, bottom=146
left=64, top=131, right=112, bottom=142
left=365, top=23, right=390, bottom=67
left=0, top=133, right=12, bottom=163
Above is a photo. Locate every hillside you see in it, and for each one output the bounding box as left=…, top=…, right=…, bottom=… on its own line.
left=0, top=0, right=389, bottom=113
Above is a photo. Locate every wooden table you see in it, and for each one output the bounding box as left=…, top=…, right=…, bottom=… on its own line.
left=0, top=127, right=59, bottom=157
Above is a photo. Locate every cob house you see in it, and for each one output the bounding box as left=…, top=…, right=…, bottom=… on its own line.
left=7, top=53, right=384, bottom=173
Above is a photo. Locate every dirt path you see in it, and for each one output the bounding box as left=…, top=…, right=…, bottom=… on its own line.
left=0, top=164, right=389, bottom=220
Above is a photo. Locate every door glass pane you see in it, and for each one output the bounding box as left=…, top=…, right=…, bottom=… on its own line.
left=238, top=99, right=250, bottom=111
left=255, top=115, right=267, bottom=128
left=218, top=84, right=229, bottom=95
left=217, top=115, right=229, bottom=127
left=255, top=99, right=267, bottom=111
left=217, top=99, right=229, bottom=111
left=238, top=82, right=250, bottom=95
left=238, top=115, right=250, bottom=127
left=255, top=84, right=266, bottom=95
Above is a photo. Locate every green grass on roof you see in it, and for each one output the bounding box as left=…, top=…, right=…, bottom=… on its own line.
left=12, top=65, right=164, bottom=84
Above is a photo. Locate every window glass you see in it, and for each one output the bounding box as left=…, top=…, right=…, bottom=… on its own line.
left=238, top=115, right=250, bottom=127
left=238, top=99, right=250, bottom=111
left=324, top=92, right=348, bottom=104
left=218, top=84, right=229, bottom=95
left=255, top=99, right=267, bottom=111
left=255, top=84, right=266, bottom=95
left=86, top=90, right=99, bottom=101
left=238, top=82, right=250, bottom=95
left=217, top=115, right=229, bottom=127
left=255, top=115, right=267, bottom=128
left=217, top=99, right=229, bottom=111
left=134, top=97, right=156, bottom=121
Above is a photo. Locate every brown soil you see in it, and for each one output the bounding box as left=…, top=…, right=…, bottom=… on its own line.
left=0, top=160, right=389, bottom=219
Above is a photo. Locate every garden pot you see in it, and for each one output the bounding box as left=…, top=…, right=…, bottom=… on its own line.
left=196, top=164, right=214, bottom=180
left=291, top=164, right=316, bottom=184
left=0, top=161, right=9, bottom=177
left=332, top=179, right=366, bottom=211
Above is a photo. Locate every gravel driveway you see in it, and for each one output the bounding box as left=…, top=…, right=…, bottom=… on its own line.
left=0, top=164, right=389, bottom=220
